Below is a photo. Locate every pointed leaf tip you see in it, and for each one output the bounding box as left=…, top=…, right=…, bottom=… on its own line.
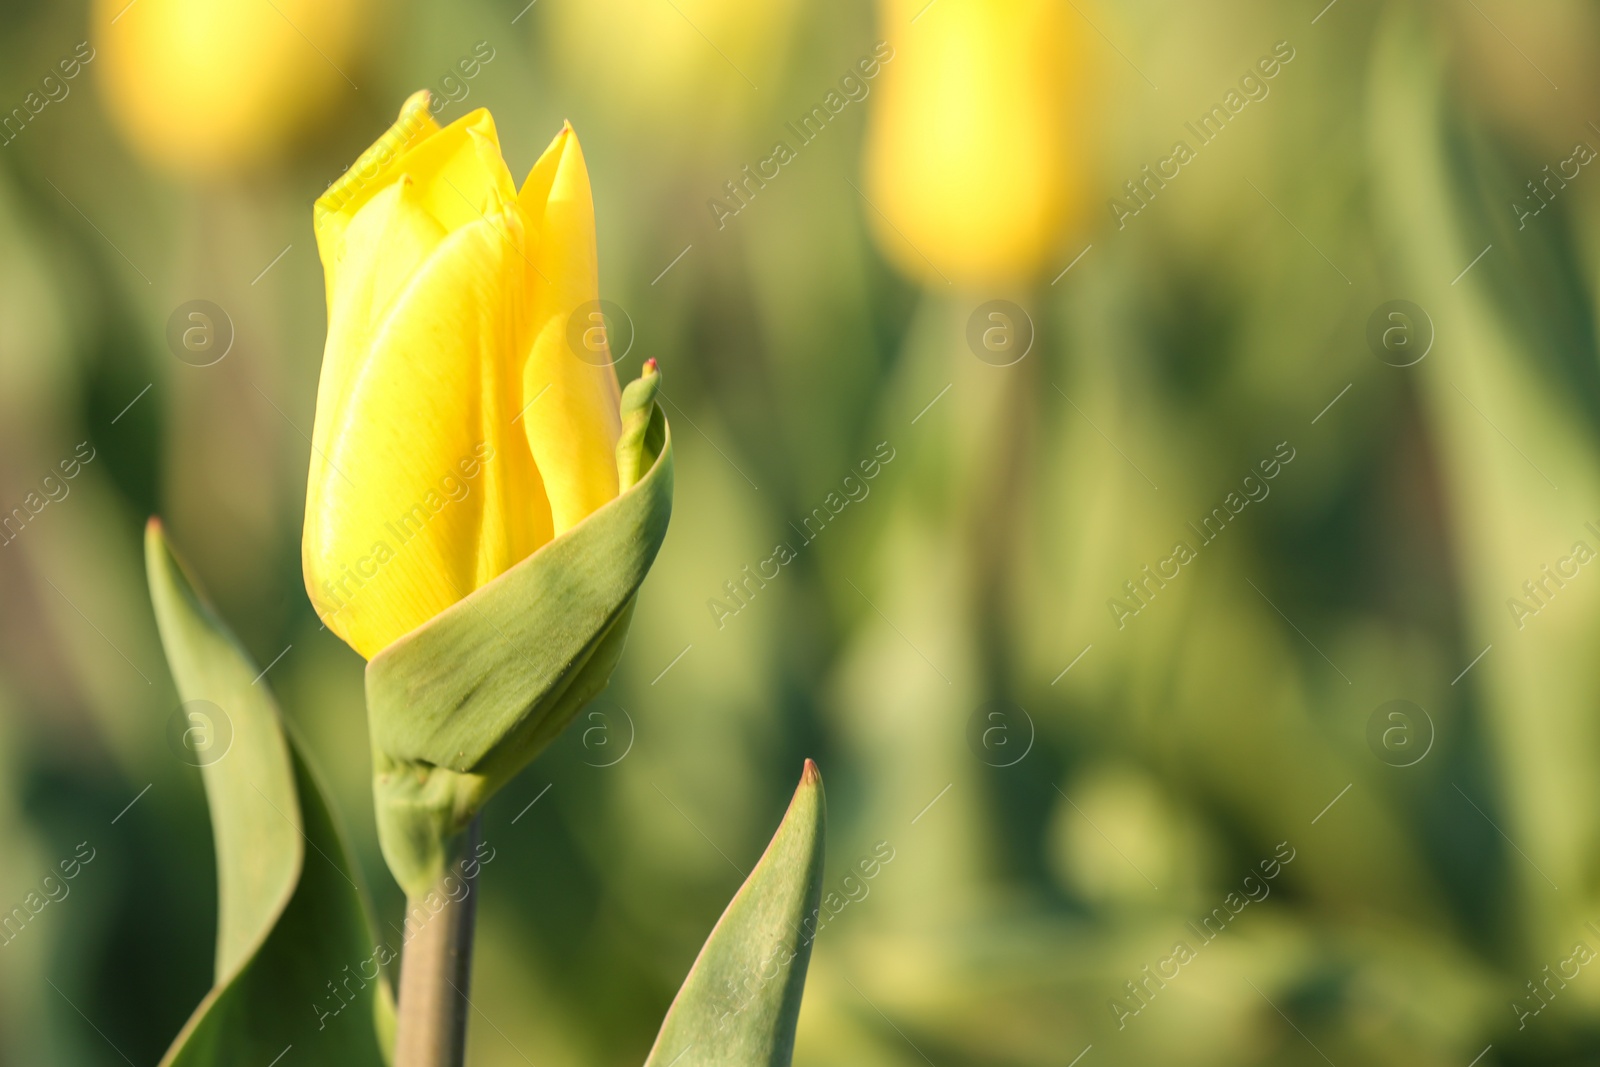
left=643, top=762, right=826, bottom=1067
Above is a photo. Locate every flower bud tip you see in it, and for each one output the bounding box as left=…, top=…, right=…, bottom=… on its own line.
left=801, top=758, right=820, bottom=785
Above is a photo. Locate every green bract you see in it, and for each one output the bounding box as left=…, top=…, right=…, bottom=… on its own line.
left=367, top=368, right=673, bottom=897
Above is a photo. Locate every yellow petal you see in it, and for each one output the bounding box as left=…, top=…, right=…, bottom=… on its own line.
left=304, top=205, right=552, bottom=658
left=518, top=125, right=623, bottom=535
left=315, top=90, right=440, bottom=286
left=391, top=108, right=520, bottom=233
left=315, top=97, right=517, bottom=298
left=311, top=175, right=449, bottom=495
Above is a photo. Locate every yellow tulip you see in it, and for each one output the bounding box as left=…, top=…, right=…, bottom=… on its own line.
left=304, top=91, right=622, bottom=659
left=93, top=0, right=367, bottom=177
left=863, top=0, right=1086, bottom=288
left=547, top=0, right=800, bottom=139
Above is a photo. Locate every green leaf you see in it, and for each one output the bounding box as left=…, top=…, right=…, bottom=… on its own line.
left=146, top=521, right=392, bottom=1067
left=643, top=761, right=827, bottom=1067
left=367, top=378, right=673, bottom=897
left=146, top=520, right=299, bottom=983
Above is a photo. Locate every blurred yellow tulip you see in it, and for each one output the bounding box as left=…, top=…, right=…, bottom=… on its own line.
left=93, top=0, right=366, bottom=177
left=863, top=0, right=1086, bottom=288
left=304, top=91, right=622, bottom=659
left=547, top=0, right=800, bottom=139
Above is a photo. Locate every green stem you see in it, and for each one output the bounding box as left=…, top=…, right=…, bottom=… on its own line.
left=394, top=817, right=481, bottom=1067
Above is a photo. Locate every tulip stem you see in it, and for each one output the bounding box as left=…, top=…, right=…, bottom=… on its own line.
left=394, top=817, right=481, bottom=1067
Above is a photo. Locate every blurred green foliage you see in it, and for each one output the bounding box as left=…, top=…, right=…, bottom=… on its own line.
left=6, top=0, right=1600, bottom=1065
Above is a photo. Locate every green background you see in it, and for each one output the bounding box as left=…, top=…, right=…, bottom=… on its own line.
left=3, top=0, right=1599, bottom=1064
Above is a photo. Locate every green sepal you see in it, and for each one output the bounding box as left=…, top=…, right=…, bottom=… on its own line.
left=643, top=761, right=827, bottom=1067
left=145, top=521, right=392, bottom=1067
left=367, top=367, right=673, bottom=897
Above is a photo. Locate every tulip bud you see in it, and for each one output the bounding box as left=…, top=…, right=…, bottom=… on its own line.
left=305, top=94, right=673, bottom=896
left=863, top=0, right=1088, bottom=288
left=94, top=0, right=369, bottom=177
left=304, top=91, right=625, bottom=661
